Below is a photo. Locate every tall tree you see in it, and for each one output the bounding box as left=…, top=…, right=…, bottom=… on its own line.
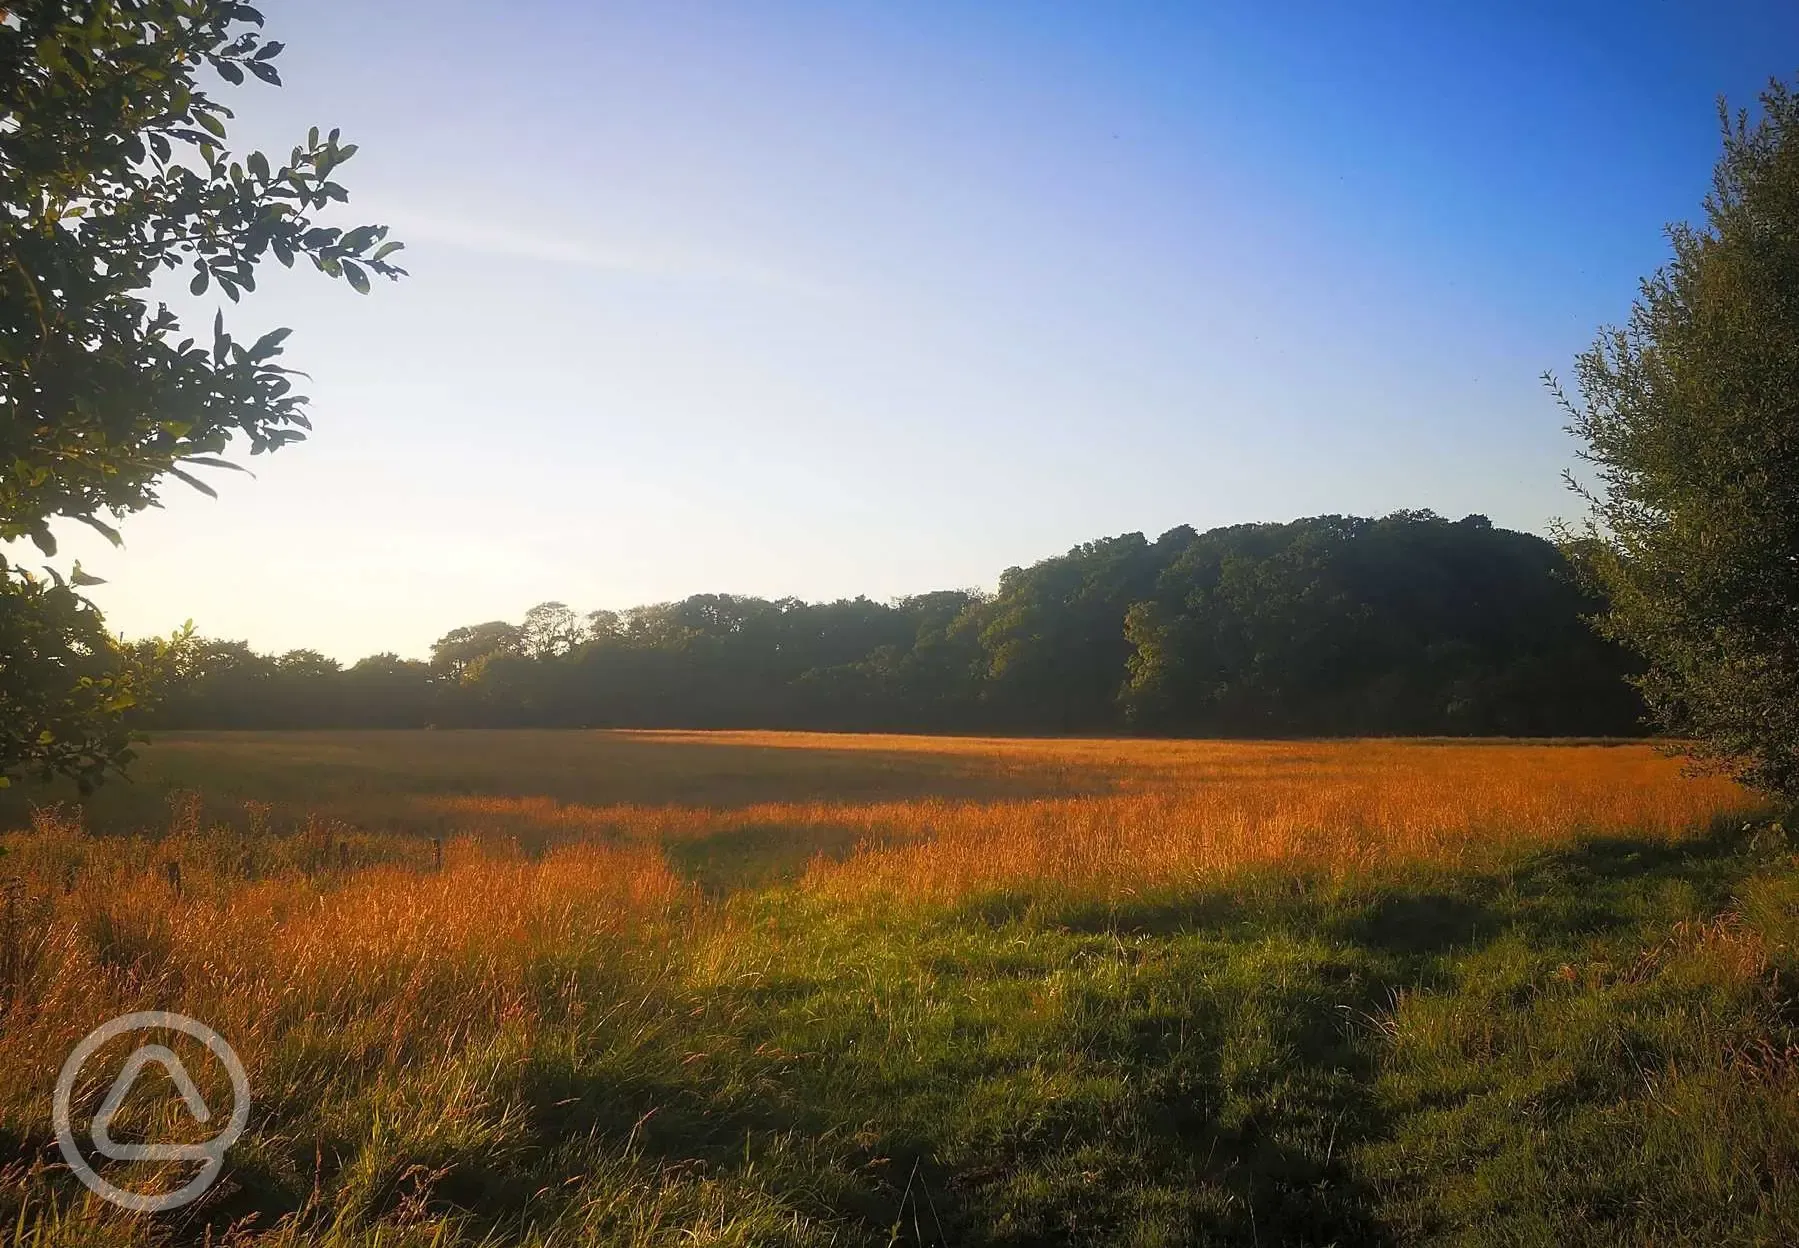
left=521, top=601, right=583, bottom=659
left=430, top=622, right=522, bottom=682
left=0, top=1, right=403, bottom=786
left=1556, top=77, right=1799, bottom=794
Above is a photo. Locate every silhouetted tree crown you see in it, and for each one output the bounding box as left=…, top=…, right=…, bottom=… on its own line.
left=143, top=512, right=1645, bottom=738
left=0, top=1, right=402, bottom=789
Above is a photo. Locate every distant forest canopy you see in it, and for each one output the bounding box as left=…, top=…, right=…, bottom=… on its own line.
left=138, top=511, right=1648, bottom=737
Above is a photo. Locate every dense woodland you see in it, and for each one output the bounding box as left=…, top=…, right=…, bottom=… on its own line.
left=139, top=511, right=1646, bottom=737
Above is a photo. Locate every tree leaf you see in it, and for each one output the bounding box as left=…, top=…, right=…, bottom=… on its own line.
left=74, top=515, right=122, bottom=547
left=168, top=467, right=220, bottom=499
left=248, top=327, right=293, bottom=359
left=177, top=456, right=251, bottom=474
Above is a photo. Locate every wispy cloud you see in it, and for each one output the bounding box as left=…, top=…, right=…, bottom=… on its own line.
left=371, top=202, right=835, bottom=299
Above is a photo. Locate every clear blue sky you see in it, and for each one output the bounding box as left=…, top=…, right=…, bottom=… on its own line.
left=44, top=0, right=1799, bottom=660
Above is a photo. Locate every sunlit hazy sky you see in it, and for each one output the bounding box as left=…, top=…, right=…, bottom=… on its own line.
left=36, top=0, right=1799, bottom=660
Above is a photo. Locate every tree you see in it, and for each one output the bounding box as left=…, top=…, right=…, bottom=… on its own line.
left=0, top=1, right=404, bottom=786
left=430, top=622, right=522, bottom=682
left=0, top=567, right=139, bottom=788
left=521, top=600, right=582, bottom=658
left=976, top=531, right=1174, bottom=731
left=1555, top=77, right=1799, bottom=795
left=1120, top=514, right=1638, bottom=736
left=341, top=652, right=433, bottom=727
left=585, top=608, right=622, bottom=641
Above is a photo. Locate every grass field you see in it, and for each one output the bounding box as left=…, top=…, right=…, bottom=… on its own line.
left=2, top=731, right=1796, bottom=1246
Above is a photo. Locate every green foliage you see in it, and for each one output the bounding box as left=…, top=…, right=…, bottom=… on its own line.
left=136, top=512, right=1644, bottom=737
left=429, top=621, right=524, bottom=683
left=1557, top=78, right=1799, bottom=794
left=520, top=600, right=583, bottom=659
left=0, top=564, right=191, bottom=790
left=0, top=561, right=130, bottom=790
left=978, top=529, right=1175, bottom=731
left=0, top=1, right=402, bottom=785
left=1122, top=512, right=1638, bottom=735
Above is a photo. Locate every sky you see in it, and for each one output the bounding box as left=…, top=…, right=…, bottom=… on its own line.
left=36, top=0, right=1799, bottom=660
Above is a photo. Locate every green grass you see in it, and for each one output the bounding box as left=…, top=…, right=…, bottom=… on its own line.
left=11, top=820, right=1799, bottom=1246
left=647, top=826, right=1799, bottom=1246
left=3, top=733, right=1794, bottom=1245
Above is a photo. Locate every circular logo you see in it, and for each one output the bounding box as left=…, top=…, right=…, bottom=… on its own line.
left=53, top=1012, right=251, bottom=1212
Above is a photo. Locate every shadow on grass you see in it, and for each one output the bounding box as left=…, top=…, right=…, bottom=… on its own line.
left=1339, top=892, right=1500, bottom=956
left=1032, top=884, right=1501, bottom=957
left=58, top=820, right=1784, bottom=1248
left=1044, top=820, right=1771, bottom=957
left=663, top=821, right=889, bottom=895
left=0, top=729, right=1131, bottom=836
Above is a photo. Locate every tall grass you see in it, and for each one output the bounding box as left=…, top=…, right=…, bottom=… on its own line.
left=0, top=810, right=697, bottom=1244
left=380, top=739, right=1754, bottom=898
left=803, top=741, right=1755, bottom=900
left=0, top=734, right=1781, bottom=1245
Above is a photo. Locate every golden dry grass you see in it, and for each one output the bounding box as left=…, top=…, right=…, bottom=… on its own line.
left=0, top=823, right=694, bottom=1223
left=799, top=738, right=1761, bottom=899
left=0, top=736, right=1755, bottom=1093
left=363, top=735, right=1761, bottom=901
left=2, top=733, right=1760, bottom=907
left=0, top=732, right=1781, bottom=1245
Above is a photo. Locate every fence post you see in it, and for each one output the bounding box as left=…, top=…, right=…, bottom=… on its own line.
left=164, top=860, right=182, bottom=898
left=432, top=838, right=444, bottom=872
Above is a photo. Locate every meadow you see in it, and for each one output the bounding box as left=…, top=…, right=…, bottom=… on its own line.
left=1, top=730, right=1795, bottom=1246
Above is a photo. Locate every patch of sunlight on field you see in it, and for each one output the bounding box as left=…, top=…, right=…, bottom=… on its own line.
left=0, top=733, right=1782, bottom=1246
left=802, top=738, right=1763, bottom=899
left=0, top=731, right=1762, bottom=897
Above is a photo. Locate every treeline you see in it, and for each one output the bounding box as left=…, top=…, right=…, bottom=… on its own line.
left=138, top=511, right=1647, bottom=737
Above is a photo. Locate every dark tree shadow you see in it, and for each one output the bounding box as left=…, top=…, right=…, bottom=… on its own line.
left=1336, top=892, right=1500, bottom=956
left=662, top=820, right=888, bottom=895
